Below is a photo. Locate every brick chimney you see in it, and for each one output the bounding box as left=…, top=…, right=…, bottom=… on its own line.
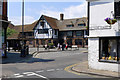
left=60, top=13, right=64, bottom=21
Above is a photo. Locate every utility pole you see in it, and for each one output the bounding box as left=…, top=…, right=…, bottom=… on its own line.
left=21, top=0, right=25, bottom=57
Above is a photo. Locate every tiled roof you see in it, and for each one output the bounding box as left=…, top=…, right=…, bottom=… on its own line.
left=7, top=20, right=38, bottom=39
left=33, top=15, right=59, bottom=30
left=43, top=15, right=59, bottom=29
left=57, top=17, right=88, bottom=31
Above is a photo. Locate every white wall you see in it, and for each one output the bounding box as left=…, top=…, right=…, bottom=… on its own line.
left=34, top=19, right=58, bottom=39
left=89, top=1, right=120, bottom=37
left=88, top=1, right=120, bottom=72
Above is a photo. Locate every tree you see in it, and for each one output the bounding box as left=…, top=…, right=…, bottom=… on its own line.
left=7, top=27, right=17, bottom=37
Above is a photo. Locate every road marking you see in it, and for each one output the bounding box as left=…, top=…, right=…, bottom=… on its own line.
left=56, top=68, right=63, bottom=71
left=23, top=72, right=49, bottom=80
left=36, top=70, right=44, bottom=73
left=64, top=63, right=101, bottom=78
left=14, top=73, right=24, bottom=78
left=64, top=63, right=81, bottom=75
left=47, top=69, right=55, bottom=72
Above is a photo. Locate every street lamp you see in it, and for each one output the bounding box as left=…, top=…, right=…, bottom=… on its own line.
left=20, top=0, right=25, bottom=57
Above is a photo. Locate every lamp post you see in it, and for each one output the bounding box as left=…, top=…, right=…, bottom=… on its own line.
left=21, top=0, right=25, bottom=57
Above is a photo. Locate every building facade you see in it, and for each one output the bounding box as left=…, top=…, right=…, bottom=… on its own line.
left=58, top=15, right=88, bottom=47
left=0, top=0, right=9, bottom=58
left=7, top=14, right=88, bottom=49
left=33, top=14, right=88, bottom=47
left=87, top=0, right=120, bottom=72
left=33, top=15, right=59, bottom=47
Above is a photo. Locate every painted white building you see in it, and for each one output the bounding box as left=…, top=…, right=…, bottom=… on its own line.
left=87, top=0, right=120, bottom=72
left=33, top=15, right=59, bottom=45
left=34, top=15, right=58, bottom=39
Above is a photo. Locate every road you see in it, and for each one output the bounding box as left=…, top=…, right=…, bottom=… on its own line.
left=2, top=48, right=105, bottom=79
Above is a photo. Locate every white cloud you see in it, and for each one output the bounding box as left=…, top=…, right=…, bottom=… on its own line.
left=9, top=2, right=87, bottom=25
left=9, top=16, right=36, bottom=25
left=38, top=2, right=87, bottom=19
left=64, top=2, right=87, bottom=19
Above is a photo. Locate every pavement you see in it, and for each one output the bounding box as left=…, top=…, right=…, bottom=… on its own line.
left=2, top=47, right=83, bottom=64
left=71, top=61, right=119, bottom=78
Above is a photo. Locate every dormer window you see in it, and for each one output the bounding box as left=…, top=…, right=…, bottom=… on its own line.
left=78, top=23, right=86, bottom=27
left=115, top=1, right=120, bottom=19
left=66, top=24, right=74, bottom=27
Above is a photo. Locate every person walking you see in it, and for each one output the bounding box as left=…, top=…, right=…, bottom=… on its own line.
left=65, top=43, right=68, bottom=50
left=57, top=43, right=60, bottom=50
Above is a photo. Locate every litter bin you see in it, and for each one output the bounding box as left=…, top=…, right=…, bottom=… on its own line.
left=21, top=48, right=26, bottom=57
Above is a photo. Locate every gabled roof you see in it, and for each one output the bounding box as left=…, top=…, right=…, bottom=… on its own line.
left=33, top=15, right=59, bottom=30
left=43, top=15, right=59, bottom=29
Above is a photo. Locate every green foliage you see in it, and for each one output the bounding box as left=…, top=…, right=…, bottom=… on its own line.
left=48, top=43, right=54, bottom=46
left=7, top=27, right=17, bottom=37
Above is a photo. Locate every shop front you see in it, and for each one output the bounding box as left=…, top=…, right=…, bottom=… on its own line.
left=99, top=37, right=120, bottom=63
left=88, top=37, right=120, bottom=72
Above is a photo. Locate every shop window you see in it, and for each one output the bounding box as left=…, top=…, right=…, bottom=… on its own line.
left=76, top=31, right=83, bottom=36
left=75, top=39, right=82, bottom=45
left=67, top=31, right=73, bottom=37
left=99, top=38, right=120, bottom=63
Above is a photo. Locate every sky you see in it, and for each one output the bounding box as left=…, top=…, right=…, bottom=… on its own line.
left=8, top=1, right=87, bottom=25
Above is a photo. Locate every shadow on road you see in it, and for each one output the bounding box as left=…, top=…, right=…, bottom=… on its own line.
left=2, top=52, right=55, bottom=64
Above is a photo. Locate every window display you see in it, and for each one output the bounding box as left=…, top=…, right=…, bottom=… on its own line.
left=100, top=38, right=120, bottom=62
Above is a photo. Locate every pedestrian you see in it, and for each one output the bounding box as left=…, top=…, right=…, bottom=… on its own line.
left=65, top=43, right=68, bottom=50
left=45, top=44, right=48, bottom=50
left=57, top=43, right=60, bottom=50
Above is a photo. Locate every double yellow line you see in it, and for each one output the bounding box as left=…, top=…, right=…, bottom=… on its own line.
left=64, top=63, right=81, bottom=75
